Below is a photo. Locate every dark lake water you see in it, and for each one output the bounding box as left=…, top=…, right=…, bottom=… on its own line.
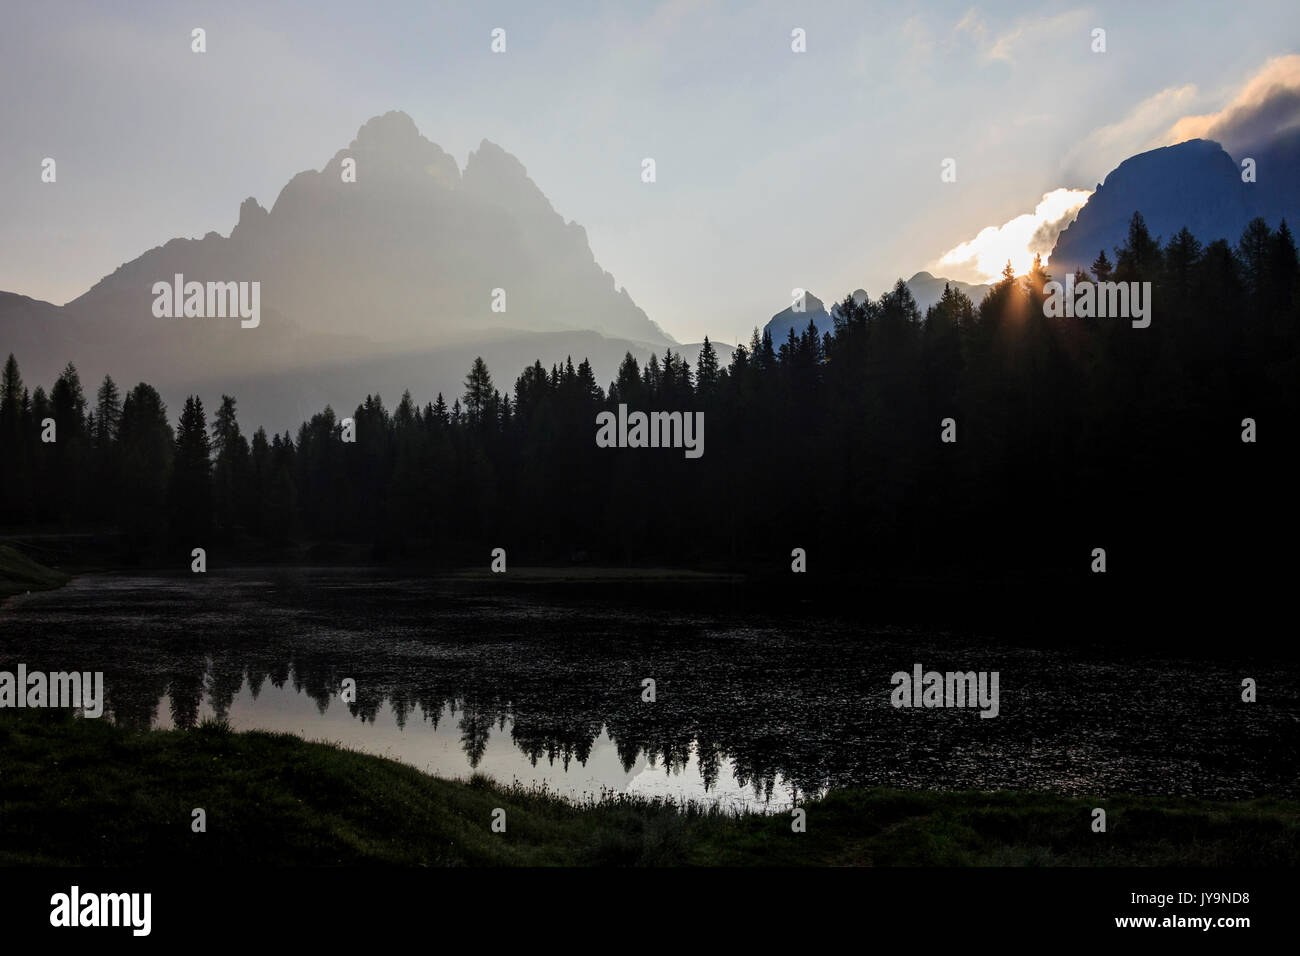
left=2, top=568, right=1296, bottom=810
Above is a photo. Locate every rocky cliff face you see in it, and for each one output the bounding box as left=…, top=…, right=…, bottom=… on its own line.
left=1050, top=134, right=1300, bottom=273
left=64, top=110, right=669, bottom=347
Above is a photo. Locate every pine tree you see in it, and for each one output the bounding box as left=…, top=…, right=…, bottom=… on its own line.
left=1164, top=227, right=1203, bottom=304
left=169, top=395, right=213, bottom=547
left=463, top=356, right=494, bottom=427
left=1026, top=253, right=1051, bottom=295
left=1115, top=211, right=1162, bottom=280
left=49, top=363, right=89, bottom=523
left=611, top=352, right=643, bottom=406
left=211, top=395, right=251, bottom=536
left=1236, top=217, right=1272, bottom=310
left=1091, top=249, right=1113, bottom=282
left=643, top=352, right=661, bottom=398
left=0, top=353, right=21, bottom=415
left=575, top=358, right=603, bottom=405
left=94, top=375, right=122, bottom=446
left=119, top=383, right=173, bottom=552
left=696, top=337, right=719, bottom=398
left=0, top=355, right=29, bottom=522
left=1266, top=219, right=1299, bottom=319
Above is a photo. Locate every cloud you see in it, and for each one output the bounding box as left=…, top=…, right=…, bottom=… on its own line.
left=952, top=8, right=989, bottom=48
left=1062, top=84, right=1202, bottom=182
left=936, top=188, right=1093, bottom=282
left=1064, top=55, right=1300, bottom=184
left=901, top=15, right=936, bottom=63
left=952, top=7, right=1089, bottom=64
left=1163, top=54, right=1300, bottom=154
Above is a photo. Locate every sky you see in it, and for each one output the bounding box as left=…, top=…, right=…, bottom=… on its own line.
left=2, top=0, right=1297, bottom=346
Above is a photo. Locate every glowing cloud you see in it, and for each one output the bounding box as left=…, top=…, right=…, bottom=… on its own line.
left=936, top=188, right=1092, bottom=283
left=1164, top=54, right=1300, bottom=154
left=1061, top=55, right=1300, bottom=183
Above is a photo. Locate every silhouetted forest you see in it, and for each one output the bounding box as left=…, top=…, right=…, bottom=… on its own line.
left=2, top=213, right=1297, bottom=592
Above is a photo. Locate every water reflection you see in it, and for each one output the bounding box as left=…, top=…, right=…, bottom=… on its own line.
left=2, top=568, right=1297, bottom=810
left=154, top=678, right=792, bottom=810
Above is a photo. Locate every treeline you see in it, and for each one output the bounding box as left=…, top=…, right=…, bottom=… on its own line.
left=1, top=213, right=1296, bottom=588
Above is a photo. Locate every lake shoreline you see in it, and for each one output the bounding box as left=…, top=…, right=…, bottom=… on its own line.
left=0, top=545, right=69, bottom=601
left=0, top=525, right=1290, bottom=654
left=2, top=551, right=1280, bottom=654
left=4, top=566, right=1295, bottom=803
left=2, top=712, right=1296, bottom=867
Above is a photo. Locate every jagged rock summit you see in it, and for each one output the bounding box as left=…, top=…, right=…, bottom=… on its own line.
left=67, top=109, right=669, bottom=347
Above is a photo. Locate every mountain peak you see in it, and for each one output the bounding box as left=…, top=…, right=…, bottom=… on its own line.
left=351, top=110, right=423, bottom=150
left=474, top=138, right=510, bottom=157
left=760, top=274, right=991, bottom=343
left=1048, top=136, right=1300, bottom=273
left=465, top=138, right=532, bottom=184
left=903, top=272, right=990, bottom=311
left=56, top=110, right=670, bottom=353
left=794, top=291, right=826, bottom=312
left=231, top=197, right=269, bottom=239
left=761, top=292, right=830, bottom=344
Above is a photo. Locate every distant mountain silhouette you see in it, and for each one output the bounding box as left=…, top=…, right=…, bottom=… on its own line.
left=68, top=110, right=669, bottom=346
left=762, top=273, right=990, bottom=343
left=0, top=111, right=687, bottom=431
left=902, top=272, right=991, bottom=313
left=1050, top=132, right=1300, bottom=274
left=764, top=291, right=835, bottom=343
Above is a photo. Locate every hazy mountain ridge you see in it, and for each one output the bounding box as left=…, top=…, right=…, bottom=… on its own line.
left=67, top=110, right=668, bottom=347
left=762, top=273, right=991, bottom=343
left=1, top=111, right=688, bottom=431
left=902, top=272, right=991, bottom=313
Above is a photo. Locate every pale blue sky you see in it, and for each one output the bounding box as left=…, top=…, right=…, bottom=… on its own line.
left=2, top=0, right=1296, bottom=344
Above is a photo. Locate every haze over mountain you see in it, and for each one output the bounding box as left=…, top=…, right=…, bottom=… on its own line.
left=762, top=273, right=992, bottom=343
left=12, top=110, right=1296, bottom=438
left=0, top=111, right=721, bottom=432
left=901, top=273, right=992, bottom=314
left=1050, top=132, right=1300, bottom=274
left=67, top=111, right=669, bottom=346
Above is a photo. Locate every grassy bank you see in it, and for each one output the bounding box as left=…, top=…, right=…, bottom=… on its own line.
left=1, top=712, right=1296, bottom=866
left=0, top=545, right=69, bottom=599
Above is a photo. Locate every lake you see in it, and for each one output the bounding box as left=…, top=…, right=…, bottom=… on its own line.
left=1, top=568, right=1296, bottom=811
